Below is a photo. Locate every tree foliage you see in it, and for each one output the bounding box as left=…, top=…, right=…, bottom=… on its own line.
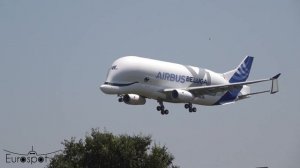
left=48, top=128, right=179, bottom=168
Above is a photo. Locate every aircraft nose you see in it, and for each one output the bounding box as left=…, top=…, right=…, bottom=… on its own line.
left=99, top=83, right=119, bottom=94
left=99, top=84, right=107, bottom=92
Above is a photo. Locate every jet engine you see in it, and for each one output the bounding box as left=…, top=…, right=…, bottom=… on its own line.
left=123, top=94, right=146, bottom=105
left=171, top=89, right=194, bottom=102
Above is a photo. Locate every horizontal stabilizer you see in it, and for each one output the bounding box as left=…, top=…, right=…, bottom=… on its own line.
left=238, top=90, right=270, bottom=99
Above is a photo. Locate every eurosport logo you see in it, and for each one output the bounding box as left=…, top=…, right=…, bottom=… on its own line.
left=4, top=146, right=61, bottom=165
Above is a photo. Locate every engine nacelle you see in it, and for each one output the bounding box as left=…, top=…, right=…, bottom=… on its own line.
left=123, top=94, right=146, bottom=105
left=171, top=89, right=194, bottom=102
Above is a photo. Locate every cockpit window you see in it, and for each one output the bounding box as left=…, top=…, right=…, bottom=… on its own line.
left=111, top=65, right=118, bottom=70
left=106, top=65, right=118, bottom=78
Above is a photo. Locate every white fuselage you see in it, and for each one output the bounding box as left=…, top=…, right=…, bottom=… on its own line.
left=100, top=56, right=244, bottom=105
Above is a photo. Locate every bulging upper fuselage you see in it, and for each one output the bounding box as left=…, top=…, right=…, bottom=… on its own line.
left=100, top=56, right=236, bottom=105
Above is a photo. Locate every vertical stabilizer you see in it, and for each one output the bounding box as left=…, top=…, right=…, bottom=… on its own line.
left=223, top=56, right=254, bottom=83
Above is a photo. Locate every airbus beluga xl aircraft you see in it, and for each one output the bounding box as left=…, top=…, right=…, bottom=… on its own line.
left=100, top=56, right=280, bottom=115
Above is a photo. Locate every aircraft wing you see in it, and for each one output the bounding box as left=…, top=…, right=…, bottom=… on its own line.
left=164, top=73, right=281, bottom=95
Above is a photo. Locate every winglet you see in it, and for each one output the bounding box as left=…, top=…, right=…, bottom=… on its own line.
left=271, top=73, right=281, bottom=80
left=270, top=73, right=281, bottom=94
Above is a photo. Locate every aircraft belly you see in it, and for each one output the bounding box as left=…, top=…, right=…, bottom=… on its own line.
left=192, top=95, right=221, bottom=106
left=161, top=92, right=223, bottom=105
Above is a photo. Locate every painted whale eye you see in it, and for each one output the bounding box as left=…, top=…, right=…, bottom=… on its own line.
left=144, top=77, right=149, bottom=82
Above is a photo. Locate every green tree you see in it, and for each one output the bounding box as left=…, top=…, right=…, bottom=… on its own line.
left=48, top=128, right=179, bottom=168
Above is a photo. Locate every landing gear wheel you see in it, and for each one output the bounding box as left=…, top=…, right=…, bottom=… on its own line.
left=156, top=106, right=161, bottom=111
left=186, top=103, right=196, bottom=113
left=164, top=110, right=169, bottom=115
left=157, top=100, right=169, bottom=115
left=161, top=109, right=169, bottom=115
left=184, top=104, right=190, bottom=109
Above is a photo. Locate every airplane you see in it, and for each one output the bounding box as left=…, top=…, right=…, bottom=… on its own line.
left=100, top=56, right=280, bottom=115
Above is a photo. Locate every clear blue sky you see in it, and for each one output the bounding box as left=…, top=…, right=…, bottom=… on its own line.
left=1, top=1, right=299, bottom=168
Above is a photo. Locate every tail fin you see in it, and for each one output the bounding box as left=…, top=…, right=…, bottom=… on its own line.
left=223, top=56, right=254, bottom=83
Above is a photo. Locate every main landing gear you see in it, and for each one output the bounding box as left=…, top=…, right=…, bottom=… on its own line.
left=156, top=100, right=169, bottom=115
left=184, top=103, right=197, bottom=112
